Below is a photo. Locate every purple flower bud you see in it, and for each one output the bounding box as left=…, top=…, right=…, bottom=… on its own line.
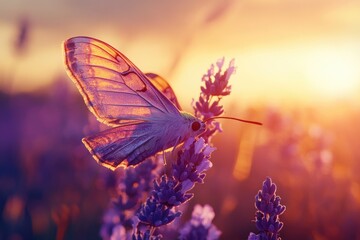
left=251, top=177, right=286, bottom=240
left=194, top=137, right=206, bottom=154
left=179, top=204, right=221, bottom=240
left=111, top=225, right=127, bottom=240
left=152, top=176, right=193, bottom=207
left=181, top=179, right=195, bottom=193
left=132, top=229, right=162, bottom=240
left=248, top=232, right=261, bottom=240
left=216, top=57, right=225, bottom=69
left=196, top=159, right=212, bottom=173
left=137, top=198, right=181, bottom=227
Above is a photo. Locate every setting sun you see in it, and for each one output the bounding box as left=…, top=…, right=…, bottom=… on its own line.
left=304, top=45, right=360, bottom=99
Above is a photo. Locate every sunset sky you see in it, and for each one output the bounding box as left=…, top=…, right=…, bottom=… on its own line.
left=1, top=0, right=360, bottom=106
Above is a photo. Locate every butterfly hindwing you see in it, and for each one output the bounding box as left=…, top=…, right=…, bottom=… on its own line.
left=145, top=73, right=182, bottom=110
left=83, top=123, right=160, bottom=169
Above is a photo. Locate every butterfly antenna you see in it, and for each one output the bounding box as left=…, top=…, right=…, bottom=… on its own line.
left=204, top=116, right=263, bottom=126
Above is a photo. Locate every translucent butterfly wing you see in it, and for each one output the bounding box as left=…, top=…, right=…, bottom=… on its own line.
left=145, top=73, right=182, bottom=110
left=63, top=36, right=180, bottom=126
left=83, top=123, right=159, bottom=170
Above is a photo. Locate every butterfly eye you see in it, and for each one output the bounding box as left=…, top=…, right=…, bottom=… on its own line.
left=191, top=121, right=201, bottom=131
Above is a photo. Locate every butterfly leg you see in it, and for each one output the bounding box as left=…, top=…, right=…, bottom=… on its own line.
left=171, top=136, right=181, bottom=155
left=161, top=151, right=171, bottom=176
left=162, top=150, right=167, bottom=166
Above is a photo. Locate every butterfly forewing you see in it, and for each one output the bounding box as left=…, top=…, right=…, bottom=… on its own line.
left=64, top=36, right=180, bottom=126
left=145, top=73, right=182, bottom=110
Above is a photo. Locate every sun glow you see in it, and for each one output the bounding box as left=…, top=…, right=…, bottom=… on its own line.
left=304, top=46, right=360, bottom=99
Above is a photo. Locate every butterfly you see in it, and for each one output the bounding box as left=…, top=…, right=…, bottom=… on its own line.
left=63, top=36, right=206, bottom=170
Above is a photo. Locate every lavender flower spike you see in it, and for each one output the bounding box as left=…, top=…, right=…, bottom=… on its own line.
left=248, top=177, right=286, bottom=240
left=194, top=58, right=236, bottom=141
left=200, top=57, right=234, bottom=97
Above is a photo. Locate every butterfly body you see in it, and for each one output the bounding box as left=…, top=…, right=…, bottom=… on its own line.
left=64, top=36, right=205, bottom=170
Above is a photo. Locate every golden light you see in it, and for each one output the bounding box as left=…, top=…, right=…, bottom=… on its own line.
left=304, top=46, right=360, bottom=99
left=233, top=126, right=259, bottom=181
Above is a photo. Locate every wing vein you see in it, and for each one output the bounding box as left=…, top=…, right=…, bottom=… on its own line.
left=97, top=89, right=138, bottom=96
left=77, top=65, right=166, bottom=113
left=82, top=76, right=126, bottom=85
left=68, top=52, right=120, bottom=65
left=103, top=103, right=153, bottom=107
left=69, top=40, right=115, bottom=60
left=74, top=64, right=121, bottom=75
left=102, top=132, right=152, bottom=159
left=126, top=136, right=154, bottom=163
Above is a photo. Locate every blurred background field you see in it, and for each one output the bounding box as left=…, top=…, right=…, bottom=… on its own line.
left=1, top=1, right=360, bottom=239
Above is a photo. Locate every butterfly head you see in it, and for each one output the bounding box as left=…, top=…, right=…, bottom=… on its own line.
left=181, top=112, right=206, bottom=137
